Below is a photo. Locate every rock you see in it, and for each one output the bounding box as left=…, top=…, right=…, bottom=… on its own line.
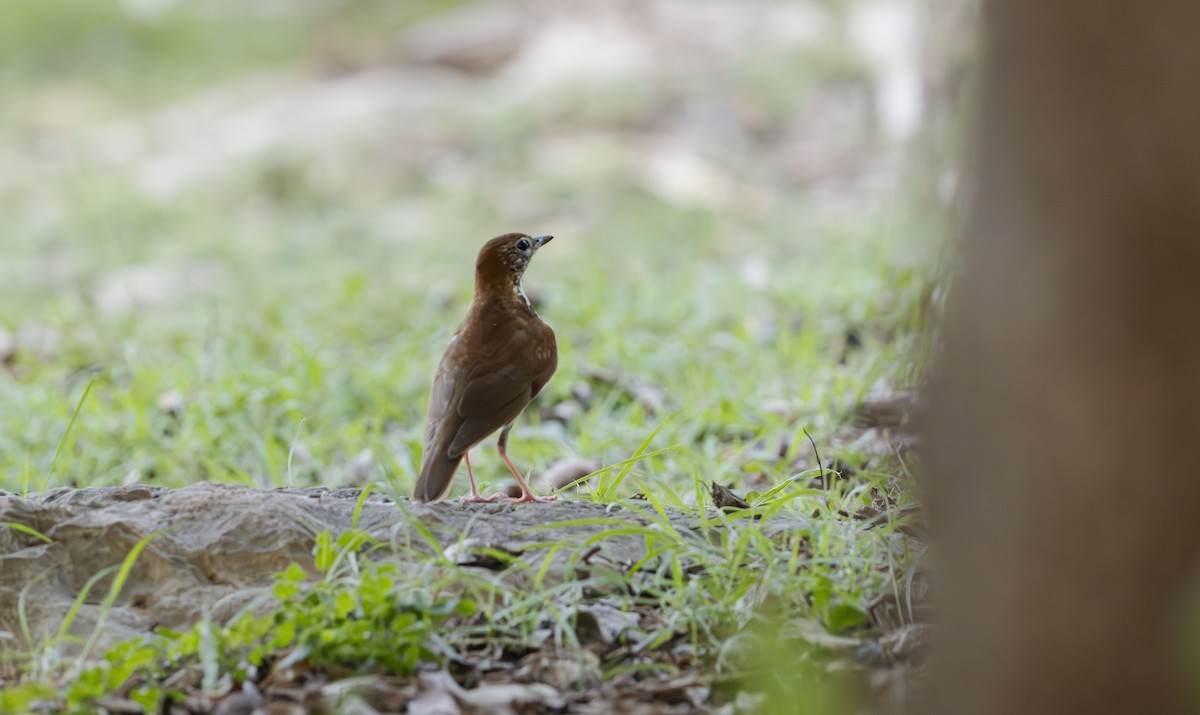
left=0, top=484, right=811, bottom=657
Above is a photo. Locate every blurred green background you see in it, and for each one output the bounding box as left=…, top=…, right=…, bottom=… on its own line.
left=0, top=0, right=958, bottom=496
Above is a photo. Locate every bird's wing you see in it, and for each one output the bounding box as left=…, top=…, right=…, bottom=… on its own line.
left=443, top=323, right=556, bottom=458
left=418, top=336, right=464, bottom=469
left=445, top=367, right=536, bottom=458
left=424, top=358, right=456, bottom=441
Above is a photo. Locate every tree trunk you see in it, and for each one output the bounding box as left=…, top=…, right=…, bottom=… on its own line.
left=924, top=2, right=1200, bottom=713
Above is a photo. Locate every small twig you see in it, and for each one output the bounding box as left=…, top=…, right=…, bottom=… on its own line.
left=802, top=428, right=828, bottom=512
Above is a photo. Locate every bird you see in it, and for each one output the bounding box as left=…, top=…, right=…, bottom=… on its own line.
left=413, top=232, right=559, bottom=504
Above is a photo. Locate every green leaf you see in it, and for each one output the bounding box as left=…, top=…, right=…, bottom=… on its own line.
left=273, top=619, right=297, bottom=647
left=454, top=599, right=478, bottom=618
left=823, top=603, right=869, bottom=633
left=131, top=685, right=162, bottom=713
left=334, top=590, right=356, bottom=618
left=0, top=683, right=55, bottom=714
left=274, top=563, right=308, bottom=600
left=313, top=531, right=336, bottom=572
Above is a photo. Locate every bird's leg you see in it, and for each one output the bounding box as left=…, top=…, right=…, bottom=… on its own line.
left=459, top=452, right=500, bottom=503
left=497, top=424, right=556, bottom=503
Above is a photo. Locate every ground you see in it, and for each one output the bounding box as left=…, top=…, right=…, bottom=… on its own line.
left=1, top=480, right=926, bottom=713
left=0, top=1, right=953, bottom=712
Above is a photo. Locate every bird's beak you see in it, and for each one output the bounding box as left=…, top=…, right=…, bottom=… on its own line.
left=532, top=235, right=553, bottom=250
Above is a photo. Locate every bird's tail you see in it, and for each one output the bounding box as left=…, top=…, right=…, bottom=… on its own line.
left=413, top=451, right=460, bottom=503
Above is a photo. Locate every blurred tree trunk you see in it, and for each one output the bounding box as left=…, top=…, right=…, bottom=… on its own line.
left=924, top=1, right=1200, bottom=714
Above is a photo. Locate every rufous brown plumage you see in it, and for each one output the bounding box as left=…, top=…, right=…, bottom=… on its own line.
left=413, top=233, right=558, bottom=503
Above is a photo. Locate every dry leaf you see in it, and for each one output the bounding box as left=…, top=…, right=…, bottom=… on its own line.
left=542, top=457, right=603, bottom=491
left=709, top=482, right=751, bottom=512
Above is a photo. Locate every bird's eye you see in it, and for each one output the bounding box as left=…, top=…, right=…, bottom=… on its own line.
left=517, top=238, right=530, bottom=252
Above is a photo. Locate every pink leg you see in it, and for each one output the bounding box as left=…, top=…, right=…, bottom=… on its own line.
left=459, top=452, right=500, bottom=503
left=497, top=425, right=555, bottom=504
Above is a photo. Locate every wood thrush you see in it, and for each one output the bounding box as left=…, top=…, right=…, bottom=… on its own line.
left=413, top=233, right=558, bottom=503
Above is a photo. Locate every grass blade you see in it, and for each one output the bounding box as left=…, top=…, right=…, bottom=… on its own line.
left=48, top=373, right=97, bottom=487
left=352, top=483, right=374, bottom=529
left=1, top=522, right=51, bottom=543
left=76, top=531, right=160, bottom=665
left=597, top=416, right=674, bottom=500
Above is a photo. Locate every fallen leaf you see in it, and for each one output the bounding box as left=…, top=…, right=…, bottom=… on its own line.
left=157, top=389, right=186, bottom=415
left=347, top=449, right=375, bottom=483
left=0, top=328, right=14, bottom=367
left=583, top=366, right=670, bottom=414
left=542, top=457, right=603, bottom=491
left=459, top=681, right=564, bottom=712
left=709, top=482, right=751, bottom=512
left=514, top=650, right=599, bottom=691
left=409, top=671, right=463, bottom=715
left=411, top=670, right=565, bottom=715
left=854, top=389, right=917, bottom=429
left=571, top=604, right=641, bottom=648
left=442, top=538, right=521, bottom=571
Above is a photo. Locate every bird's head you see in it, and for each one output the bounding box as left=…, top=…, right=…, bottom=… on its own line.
left=475, top=233, right=553, bottom=294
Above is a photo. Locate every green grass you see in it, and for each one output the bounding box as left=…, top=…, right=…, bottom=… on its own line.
left=0, top=156, right=933, bottom=496
left=0, top=175, right=932, bottom=494
left=0, top=0, right=939, bottom=711
left=0, top=0, right=459, bottom=113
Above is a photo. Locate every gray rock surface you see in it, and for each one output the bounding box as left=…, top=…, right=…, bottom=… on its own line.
left=0, top=483, right=779, bottom=655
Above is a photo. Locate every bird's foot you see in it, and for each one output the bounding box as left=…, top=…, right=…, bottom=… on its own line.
left=503, top=491, right=557, bottom=504
left=460, top=492, right=502, bottom=504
